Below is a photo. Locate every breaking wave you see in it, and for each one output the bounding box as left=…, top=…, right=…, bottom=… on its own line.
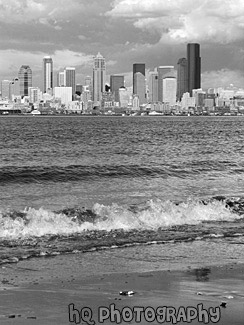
left=1, top=197, right=243, bottom=239
left=0, top=197, right=244, bottom=265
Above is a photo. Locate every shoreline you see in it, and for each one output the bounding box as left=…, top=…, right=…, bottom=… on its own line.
left=1, top=247, right=243, bottom=324
left=1, top=114, right=244, bottom=117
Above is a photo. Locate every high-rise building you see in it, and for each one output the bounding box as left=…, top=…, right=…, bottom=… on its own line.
left=92, top=52, right=106, bottom=104
left=157, top=66, right=175, bottom=102
left=133, top=63, right=146, bottom=105
left=1, top=80, right=11, bottom=99
left=57, top=71, right=65, bottom=87
left=54, top=87, right=72, bottom=105
left=110, top=75, right=124, bottom=102
left=132, top=94, right=140, bottom=110
left=119, top=87, right=131, bottom=108
left=28, top=87, right=41, bottom=104
left=18, top=65, right=32, bottom=97
left=177, top=58, right=188, bottom=101
left=163, top=77, right=177, bottom=106
left=148, top=69, right=158, bottom=103
left=43, top=56, right=53, bottom=93
left=187, top=43, right=201, bottom=95
left=65, top=67, right=76, bottom=100
left=9, top=78, right=20, bottom=100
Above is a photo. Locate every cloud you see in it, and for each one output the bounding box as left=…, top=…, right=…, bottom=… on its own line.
left=106, top=60, right=117, bottom=66
left=0, top=49, right=93, bottom=76
left=107, top=0, right=244, bottom=43
left=53, top=50, right=93, bottom=70
left=201, top=69, right=244, bottom=89
left=78, top=35, right=87, bottom=41
left=0, top=0, right=85, bottom=26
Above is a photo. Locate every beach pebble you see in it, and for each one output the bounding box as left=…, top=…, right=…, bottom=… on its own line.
left=220, top=301, right=227, bottom=308
left=119, top=290, right=135, bottom=296
left=8, top=315, right=16, bottom=318
left=196, top=292, right=203, bottom=295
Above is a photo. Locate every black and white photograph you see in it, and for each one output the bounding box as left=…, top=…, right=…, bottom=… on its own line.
left=0, top=0, right=244, bottom=324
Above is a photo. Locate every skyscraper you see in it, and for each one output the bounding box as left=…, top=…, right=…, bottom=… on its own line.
left=93, top=52, right=106, bottom=103
left=57, top=71, right=65, bottom=87
left=148, top=69, right=158, bottom=103
left=65, top=67, right=76, bottom=100
left=28, top=87, right=41, bottom=104
left=163, top=77, right=177, bottom=105
left=157, top=66, right=175, bottom=102
left=133, top=63, right=146, bottom=105
left=18, top=65, right=32, bottom=97
left=1, top=80, right=11, bottom=99
left=9, top=78, right=20, bottom=100
left=177, top=58, right=188, bottom=101
left=43, top=56, right=53, bottom=93
left=187, top=43, right=201, bottom=95
left=110, top=75, right=124, bottom=102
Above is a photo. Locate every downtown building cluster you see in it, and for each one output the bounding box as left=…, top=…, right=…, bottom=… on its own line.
left=1, top=43, right=244, bottom=115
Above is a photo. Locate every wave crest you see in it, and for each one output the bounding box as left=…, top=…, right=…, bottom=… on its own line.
left=0, top=198, right=242, bottom=239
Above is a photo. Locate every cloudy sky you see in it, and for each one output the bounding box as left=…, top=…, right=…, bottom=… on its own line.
left=0, top=0, right=244, bottom=90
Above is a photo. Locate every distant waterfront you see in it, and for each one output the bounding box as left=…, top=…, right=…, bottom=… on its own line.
left=1, top=109, right=244, bottom=117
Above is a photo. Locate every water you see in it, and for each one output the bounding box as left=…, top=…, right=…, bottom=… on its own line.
left=0, top=115, right=244, bottom=265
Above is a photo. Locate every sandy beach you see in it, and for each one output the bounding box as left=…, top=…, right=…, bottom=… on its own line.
left=1, top=242, right=243, bottom=325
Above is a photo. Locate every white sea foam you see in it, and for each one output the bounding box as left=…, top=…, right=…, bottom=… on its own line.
left=92, top=199, right=241, bottom=230
left=0, top=199, right=242, bottom=239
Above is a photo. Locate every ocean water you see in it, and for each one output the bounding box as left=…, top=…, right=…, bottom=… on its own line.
left=0, top=115, right=244, bottom=265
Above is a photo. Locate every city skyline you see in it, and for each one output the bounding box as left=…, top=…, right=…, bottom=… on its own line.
left=0, top=0, right=244, bottom=90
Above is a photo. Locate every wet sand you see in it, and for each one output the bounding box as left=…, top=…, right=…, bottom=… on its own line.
left=0, top=247, right=244, bottom=325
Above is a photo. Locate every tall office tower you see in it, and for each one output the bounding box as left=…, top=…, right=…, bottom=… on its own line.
left=92, top=53, right=106, bottom=103
left=64, top=67, right=76, bottom=100
left=134, top=72, right=146, bottom=105
left=133, top=63, right=146, bottom=104
left=157, top=66, right=175, bottom=102
left=18, top=65, right=32, bottom=97
left=148, top=69, right=158, bottom=103
left=187, top=43, right=201, bottom=95
left=119, top=87, right=131, bottom=108
left=1, top=80, right=11, bottom=99
left=43, top=56, right=53, bottom=93
left=163, top=77, right=177, bottom=105
left=28, top=87, right=41, bottom=104
left=177, top=58, right=188, bottom=101
left=110, top=75, right=124, bottom=102
left=57, top=71, right=65, bottom=87
left=9, top=78, right=20, bottom=100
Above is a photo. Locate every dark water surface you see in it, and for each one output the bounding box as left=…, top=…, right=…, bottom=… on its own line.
left=0, top=116, right=244, bottom=264
left=1, top=115, right=244, bottom=209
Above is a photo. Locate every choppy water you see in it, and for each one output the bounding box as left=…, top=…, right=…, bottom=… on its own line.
left=1, top=116, right=244, bottom=265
